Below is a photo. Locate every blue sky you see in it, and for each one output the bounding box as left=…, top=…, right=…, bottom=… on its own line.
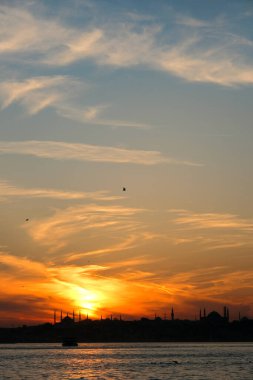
left=0, top=0, right=253, bottom=325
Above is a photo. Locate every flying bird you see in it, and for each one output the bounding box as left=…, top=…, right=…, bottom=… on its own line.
left=122, top=187, right=126, bottom=191
left=25, top=218, right=29, bottom=222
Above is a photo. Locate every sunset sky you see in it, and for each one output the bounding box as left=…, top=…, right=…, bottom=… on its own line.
left=1, top=0, right=253, bottom=326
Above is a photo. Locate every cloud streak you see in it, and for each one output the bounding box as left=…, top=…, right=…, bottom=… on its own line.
left=59, top=104, right=150, bottom=129
left=1, top=4, right=253, bottom=86
left=0, top=179, right=122, bottom=201
left=24, top=203, right=144, bottom=252
left=0, top=76, right=77, bottom=113
left=65, top=235, right=140, bottom=263
left=172, top=210, right=253, bottom=231
left=0, top=140, right=201, bottom=166
left=0, top=76, right=151, bottom=128
left=169, top=209, right=253, bottom=250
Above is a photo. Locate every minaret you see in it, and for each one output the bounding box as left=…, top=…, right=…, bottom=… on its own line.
left=224, top=306, right=227, bottom=319
left=171, top=307, right=174, bottom=321
left=72, top=309, right=75, bottom=322
left=60, top=310, right=63, bottom=322
left=199, top=309, right=202, bottom=320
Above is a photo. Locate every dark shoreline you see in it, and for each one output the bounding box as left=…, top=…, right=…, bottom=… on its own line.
left=1, top=316, right=253, bottom=344
left=1, top=340, right=253, bottom=344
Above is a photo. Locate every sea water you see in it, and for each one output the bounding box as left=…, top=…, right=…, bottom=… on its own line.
left=0, top=342, right=252, bottom=379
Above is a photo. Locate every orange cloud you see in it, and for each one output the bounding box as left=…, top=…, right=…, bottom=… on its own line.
left=24, top=204, right=144, bottom=253
left=0, top=249, right=253, bottom=326
left=169, top=210, right=253, bottom=251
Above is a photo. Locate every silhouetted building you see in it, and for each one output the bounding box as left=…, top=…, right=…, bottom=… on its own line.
left=206, top=311, right=225, bottom=325
left=58, top=314, right=75, bottom=327
left=199, top=306, right=229, bottom=325
left=1, top=305, right=253, bottom=343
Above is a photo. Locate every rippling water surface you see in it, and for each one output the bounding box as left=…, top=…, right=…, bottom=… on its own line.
left=0, top=342, right=252, bottom=379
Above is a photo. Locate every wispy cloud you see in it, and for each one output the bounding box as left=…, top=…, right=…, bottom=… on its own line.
left=24, top=203, right=144, bottom=252
left=65, top=234, right=142, bottom=263
left=175, top=15, right=210, bottom=28
left=48, top=28, right=104, bottom=66
left=0, top=76, right=83, bottom=114
left=172, top=210, right=253, bottom=231
left=163, top=266, right=253, bottom=311
left=63, top=232, right=161, bottom=265
left=0, top=140, right=201, bottom=166
left=0, top=76, right=55, bottom=110
left=168, top=266, right=253, bottom=303
left=47, top=21, right=253, bottom=86
left=0, top=179, right=122, bottom=201
left=173, top=235, right=248, bottom=251
left=59, top=104, right=150, bottom=129
left=157, top=44, right=253, bottom=87
left=169, top=209, right=253, bottom=250
left=0, top=251, right=46, bottom=279
left=0, top=76, right=150, bottom=128
left=0, top=5, right=72, bottom=55
left=1, top=4, right=253, bottom=86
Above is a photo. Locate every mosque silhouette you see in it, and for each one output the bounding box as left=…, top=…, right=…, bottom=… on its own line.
left=1, top=306, right=253, bottom=343
left=54, top=306, right=230, bottom=326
